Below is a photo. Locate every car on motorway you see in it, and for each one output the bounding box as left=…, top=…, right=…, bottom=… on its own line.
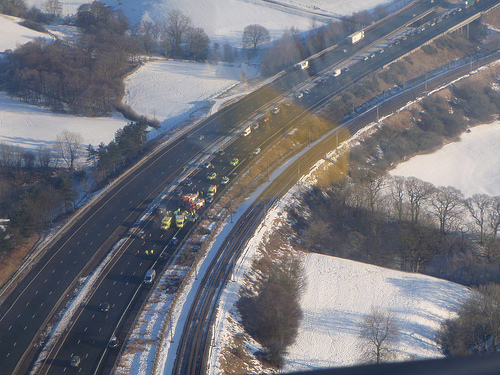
left=205, top=196, right=214, bottom=204
left=108, top=335, right=120, bottom=348
left=221, top=176, right=229, bottom=185
left=70, top=355, right=81, bottom=368
left=252, top=148, right=261, bottom=155
left=295, top=91, right=303, bottom=99
left=271, top=107, right=280, bottom=115
left=172, top=189, right=183, bottom=196
left=202, top=161, right=213, bottom=169
left=230, top=158, right=239, bottom=166
left=169, top=237, right=179, bottom=246
left=100, top=302, right=110, bottom=312
left=180, top=179, right=193, bottom=187
left=207, top=172, right=217, bottom=180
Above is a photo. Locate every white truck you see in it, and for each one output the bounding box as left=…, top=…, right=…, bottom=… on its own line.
left=294, top=60, right=309, bottom=70
left=333, top=69, right=341, bottom=77
left=348, top=30, right=364, bottom=45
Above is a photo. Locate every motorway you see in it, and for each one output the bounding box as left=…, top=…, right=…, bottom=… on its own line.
left=0, top=0, right=498, bottom=373
left=172, top=47, right=500, bottom=375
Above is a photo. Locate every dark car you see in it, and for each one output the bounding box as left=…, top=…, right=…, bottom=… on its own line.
left=100, top=302, right=110, bottom=312
left=108, top=335, right=120, bottom=348
left=172, top=189, right=183, bottom=196
left=180, top=179, right=192, bottom=187
left=70, top=355, right=80, bottom=368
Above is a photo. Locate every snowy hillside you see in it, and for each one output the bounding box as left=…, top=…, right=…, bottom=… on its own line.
left=121, top=60, right=260, bottom=137
left=0, top=14, right=53, bottom=51
left=23, top=0, right=392, bottom=46
left=0, top=92, right=127, bottom=156
left=283, top=253, right=472, bottom=371
left=390, top=122, right=500, bottom=197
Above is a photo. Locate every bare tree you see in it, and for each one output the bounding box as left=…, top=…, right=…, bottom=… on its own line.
left=429, top=186, right=464, bottom=235
left=185, top=27, right=210, bottom=60
left=22, top=150, right=36, bottom=169
left=163, top=9, right=192, bottom=58
left=37, top=145, right=53, bottom=169
left=465, top=194, right=491, bottom=244
left=358, top=307, right=399, bottom=364
left=0, top=142, right=23, bottom=170
left=389, top=176, right=405, bottom=221
left=355, top=170, right=385, bottom=213
left=137, top=20, right=160, bottom=55
left=43, top=0, right=62, bottom=18
left=55, top=130, right=83, bottom=170
left=374, top=5, right=388, bottom=20
left=303, top=219, right=331, bottom=253
left=405, top=177, right=433, bottom=223
left=487, top=196, right=500, bottom=242
left=242, top=24, right=271, bottom=51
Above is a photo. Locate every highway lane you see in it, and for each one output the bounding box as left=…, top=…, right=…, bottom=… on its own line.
left=175, top=47, right=500, bottom=374
left=172, top=25, right=500, bottom=375
left=1, top=0, right=494, bottom=373
left=0, top=134, right=208, bottom=375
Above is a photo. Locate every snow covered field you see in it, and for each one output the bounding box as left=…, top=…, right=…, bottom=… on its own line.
left=23, top=0, right=392, bottom=46
left=122, top=60, right=260, bottom=136
left=390, top=121, right=500, bottom=197
left=0, top=92, right=127, bottom=154
left=0, top=14, right=52, bottom=51
left=282, top=254, right=472, bottom=372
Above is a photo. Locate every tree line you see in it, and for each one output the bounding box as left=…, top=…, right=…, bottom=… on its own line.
left=86, top=117, right=149, bottom=180
left=292, top=172, right=500, bottom=286
left=0, top=117, right=147, bottom=254
left=136, top=9, right=211, bottom=61
left=0, top=3, right=218, bottom=117
left=437, top=283, right=500, bottom=357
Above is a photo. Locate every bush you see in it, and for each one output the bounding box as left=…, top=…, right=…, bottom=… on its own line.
left=422, top=45, right=438, bottom=55
left=19, top=20, right=46, bottom=33
left=437, top=284, right=500, bottom=356
left=237, top=260, right=304, bottom=368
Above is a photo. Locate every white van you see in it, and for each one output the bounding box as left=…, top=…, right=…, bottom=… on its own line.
left=242, top=127, right=251, bottom=136
left=144, top=269, right=156, bottom=284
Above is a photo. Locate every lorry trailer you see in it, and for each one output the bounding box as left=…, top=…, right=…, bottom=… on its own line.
left=348, top=30, right=364, bottom=45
